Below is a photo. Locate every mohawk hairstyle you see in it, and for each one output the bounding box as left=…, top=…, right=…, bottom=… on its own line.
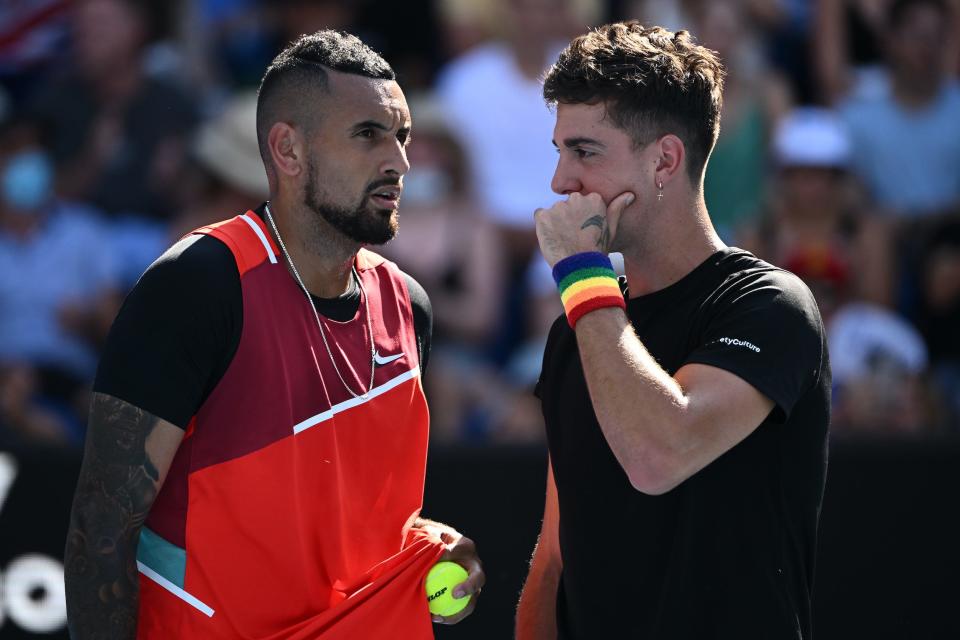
left=256, top=30, right=395, bottom=167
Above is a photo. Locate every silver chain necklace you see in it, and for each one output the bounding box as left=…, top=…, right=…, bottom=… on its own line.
left=264, top=203, right=376, bottom=399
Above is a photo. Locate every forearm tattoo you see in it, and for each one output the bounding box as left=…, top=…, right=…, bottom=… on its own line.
left=581, top=215, right=610, bottom=251
left=64, top=394, right=163, bottom=640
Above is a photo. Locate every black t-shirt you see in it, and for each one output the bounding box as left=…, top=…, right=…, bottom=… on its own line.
left=94, top=224, right=432, bottom=430
left=537, top=248, right=830, bottom=640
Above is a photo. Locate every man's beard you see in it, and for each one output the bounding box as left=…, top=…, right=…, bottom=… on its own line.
left=304, top=164, right=399, bottom=246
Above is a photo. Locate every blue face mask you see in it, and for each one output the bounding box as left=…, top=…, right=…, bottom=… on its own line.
left=2, top=149, right=53, bottom=213
left=400, top=167, right=452, bottom=207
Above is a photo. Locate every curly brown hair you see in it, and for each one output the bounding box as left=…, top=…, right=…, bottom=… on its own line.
left=543, top=21, right=725, bottom=184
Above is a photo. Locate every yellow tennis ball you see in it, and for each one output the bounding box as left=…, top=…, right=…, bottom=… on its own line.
left=424, top=561, right=470, bottom=617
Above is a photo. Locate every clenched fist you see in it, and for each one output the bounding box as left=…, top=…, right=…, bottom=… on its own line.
left=534, top=191, right=635, bottom=267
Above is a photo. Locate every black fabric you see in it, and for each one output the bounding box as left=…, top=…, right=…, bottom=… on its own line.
left=537, top=248, right=830, bottom=640
left=95, top=230, right=432, bottom=430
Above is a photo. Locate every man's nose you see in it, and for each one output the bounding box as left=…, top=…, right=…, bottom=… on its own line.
left=382, top=140, right=410, bottom=176
left=551, top=160, right=582, bottom=195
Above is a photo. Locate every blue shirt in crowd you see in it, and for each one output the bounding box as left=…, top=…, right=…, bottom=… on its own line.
left=841, top=80, right=960, bottom=217
left=0, top=202, right=117, bottom=378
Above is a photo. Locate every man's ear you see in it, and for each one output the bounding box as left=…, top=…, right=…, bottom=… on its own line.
left=268, top=122, right=304, bottom=179
left=655, top=134, right=686, bottom=186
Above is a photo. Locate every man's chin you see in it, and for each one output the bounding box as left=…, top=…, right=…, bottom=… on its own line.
left=359, top=213, right=398, bottom=246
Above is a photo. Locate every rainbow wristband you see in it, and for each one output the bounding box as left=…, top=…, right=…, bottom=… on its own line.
left=552, top=252, right=626, bottom=328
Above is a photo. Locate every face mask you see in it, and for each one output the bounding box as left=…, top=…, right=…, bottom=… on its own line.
left=2, top=149, right=53, bottom=212
left=401, top=167, right=452, bottom=207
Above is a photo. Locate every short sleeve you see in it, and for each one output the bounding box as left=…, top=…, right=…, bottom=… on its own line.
left=683, top=270, right=825, bottom=422
left=93, top=234, right=242, bottom=428
left=401, top=272, right=433, bottom=374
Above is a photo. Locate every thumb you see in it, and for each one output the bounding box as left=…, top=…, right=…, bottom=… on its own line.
left=605, top=191, right=635, bottom=247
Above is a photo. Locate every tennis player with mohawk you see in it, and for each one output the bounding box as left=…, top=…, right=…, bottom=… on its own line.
left=65, top=30, right=483, bottom=639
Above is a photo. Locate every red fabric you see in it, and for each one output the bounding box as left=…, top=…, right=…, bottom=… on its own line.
left=195, top=212, right=280, bottom=277
left=567, top=294, right=627, bottom=328
left=139, top=214, right=440, bottom=638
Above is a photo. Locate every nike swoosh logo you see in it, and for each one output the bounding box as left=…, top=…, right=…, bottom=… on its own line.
left=373, top=351, right=404, bottom=366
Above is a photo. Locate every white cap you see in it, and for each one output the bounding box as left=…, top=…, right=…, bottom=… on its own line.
left=407, top=94, right=456, bottom=136
left=194, top=92, right=269, bottom=198
left=773, top=107, right=852, bottom=169
left=828, top=303, right=929, bottom=385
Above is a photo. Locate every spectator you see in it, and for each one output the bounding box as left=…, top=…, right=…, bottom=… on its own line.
left=761, top=0, right=819, bottom=104
left=625, top=0, right=813, bottom=100
left=435, top=0, right=598, bottom=370
left=0, top=363, right=76, bottom=448
left=380, top=98, right=503, bottom=348
left=739, top=107, right=893, bottom=307
left=435, top=0, right=591, bottom=263
left=773, top=227, right=937, bottom=437
left=687, top=0, right=793, bottom=240
left=171, top=91, right=269, bottom=238
left=733, top=105, right=941, bottom=435
left=753, top=107, right=939, bottom=435
left=833, top=0, right=960, bottom=217
left=815, top=0, right=960, bottom=105
left=0, top=120, right=119, bottom=423
left=815, top=0, right=895, bottom=105
left=620, top=0, right=687, bottom=32
left=378, top=98, right=507, bottom=440
left=0, top=0, right=71, bottom=104
left=179, top=0, right=273, bottom=91
left=914, top=216, right=960, bottom=427
left=436, top=0, right=503, bottom=58
left=29, top=0, right=198, bottom=281
left=828, top=300, right=936, bottom=436
left=271, top=0, right=360, bottom=45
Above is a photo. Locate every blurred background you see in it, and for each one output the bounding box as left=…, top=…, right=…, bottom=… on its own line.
left=0, top=0, right=958, bottom=637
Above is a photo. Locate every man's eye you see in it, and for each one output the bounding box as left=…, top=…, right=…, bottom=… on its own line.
left=356, top=129, right=375, bottom=139
left=575, top=149, right=595, bottom=159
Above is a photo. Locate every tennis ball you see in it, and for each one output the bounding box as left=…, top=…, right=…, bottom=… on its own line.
left=424, top=561, right=469, bottom=617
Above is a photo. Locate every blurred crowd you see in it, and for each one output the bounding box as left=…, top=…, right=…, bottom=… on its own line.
left=1, top=0, right=958, bottom=449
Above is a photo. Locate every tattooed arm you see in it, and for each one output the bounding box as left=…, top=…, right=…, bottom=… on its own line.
left=65, top=392, right=184, bottom=639
left=580, top=214, right=610, bottom=252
